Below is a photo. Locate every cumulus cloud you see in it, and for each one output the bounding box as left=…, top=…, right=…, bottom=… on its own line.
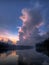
left=17, top=6, right=49, bottom=45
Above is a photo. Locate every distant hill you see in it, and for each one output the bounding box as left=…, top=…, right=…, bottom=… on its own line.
left=36, top=38, right=49, bottom=56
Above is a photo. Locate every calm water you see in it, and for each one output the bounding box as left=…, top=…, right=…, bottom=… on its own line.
left=0, top=49, right=49, bottom=65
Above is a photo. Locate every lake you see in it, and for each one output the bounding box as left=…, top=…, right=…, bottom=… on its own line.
left=0, top=49, right=49, bottom=65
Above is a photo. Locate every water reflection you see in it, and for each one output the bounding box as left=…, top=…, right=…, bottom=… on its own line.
left=0, top=49, right=49, bottom=65
left=0, top=51, right=17, bottom=59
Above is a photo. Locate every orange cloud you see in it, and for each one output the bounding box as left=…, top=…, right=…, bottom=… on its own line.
left=0, top=35, right=19, bottom=44
left=8, top=35, right=19, bottom=44
left=0, top=30, right=19, bottom=44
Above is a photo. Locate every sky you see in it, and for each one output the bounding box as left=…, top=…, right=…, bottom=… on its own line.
left=0, top=0, right=49, bottom=44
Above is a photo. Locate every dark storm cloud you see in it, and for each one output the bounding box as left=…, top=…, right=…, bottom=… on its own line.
left=17, top=2, right=49, bottom=45
left=17, top=8, right=45, bottom=45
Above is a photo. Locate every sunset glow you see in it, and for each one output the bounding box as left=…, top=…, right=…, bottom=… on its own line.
left=0, top=0, right=49, bottom=65
left=0, top=34, right=19, bottom=44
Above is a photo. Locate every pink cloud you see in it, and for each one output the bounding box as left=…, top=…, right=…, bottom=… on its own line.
left=17, top=6, right=49, bottom=46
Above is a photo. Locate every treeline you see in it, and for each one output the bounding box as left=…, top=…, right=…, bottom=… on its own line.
left=0, top=42, right=33, bottom=53
left=36, top=38, right=49, bottom=56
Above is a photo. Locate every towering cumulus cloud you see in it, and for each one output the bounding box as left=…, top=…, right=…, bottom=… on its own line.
left=17, top=7, right=49, bottom=45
